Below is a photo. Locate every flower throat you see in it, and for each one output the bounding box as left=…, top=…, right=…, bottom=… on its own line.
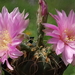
left=0, top=30, right=11, bottom=50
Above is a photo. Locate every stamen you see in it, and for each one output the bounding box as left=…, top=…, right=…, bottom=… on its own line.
left=0, top=30, right=11, bottom=50
left=64, top=29, right=75, bottom=42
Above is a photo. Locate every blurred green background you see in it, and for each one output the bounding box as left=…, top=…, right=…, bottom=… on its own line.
left=0, top=0, right=75, bottom=75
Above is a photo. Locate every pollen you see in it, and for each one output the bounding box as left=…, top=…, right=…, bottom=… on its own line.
left=64, top=29, right=75, bottom=42
left=64, top=30, right=67, bottom=33
left=0, top=30, right=11, bottom=50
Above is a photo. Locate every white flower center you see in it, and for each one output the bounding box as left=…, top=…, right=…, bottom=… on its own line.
left=0, top=30, right=11, bottom=50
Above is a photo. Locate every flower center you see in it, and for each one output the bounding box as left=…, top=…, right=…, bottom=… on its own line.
left=65, top=36, right=75, bottom=42
left=64, top=29, right=75, bottom=42
left=0, top=30, right=11, bottom=50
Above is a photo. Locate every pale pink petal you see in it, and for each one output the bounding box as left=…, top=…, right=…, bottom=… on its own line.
left=64, top=45, right=74, bottom=63
left=2, top=6, right=8, bottom=17
left=62, top=10, right=67, bottom=18
left=68, top=10, right=75, bottom=24
left=8, top=51, right=19, bottom=59
left=57, top=40, right=64, bottom=49
left=56, top=47, right=64, bottom=55
left=56, top=9, right=63, bottom=18
left=43, top=28, right=53, bottom=35
left=0, top=50, right=7, bottom=57
left=62, top=52, right=69, bottom=66
left=43, top=28, right=59, bottom=38
left=10, top=7, right=19, bottom=17
left=47, top=33, right=59, bottom=38
left=6, top=60, right=13, bottom=70
left=68, top=42, right=75, bottom=49
left=49, top=13, right=59, bottom=20
left=11, top=39, right=22, bottom=46
left=0, top=14, right=3, bottom=30
left=8, top=46, right=23, bottom=59
left=52, top=30, right=60, bottom=35
left=8, top=16, right=29, bottom=38
left=56, top=40, right=64, bottom=55
left=42, top=23, right=58, bottom=30
left=1, top=7, right=9, bottom=29
left=1, top=53, right=7, bottom=64
left=20, top=19, right=29, bottom=33
left=11, top=33, right=24, bottom=46
left=24, top=13, right=29, bottom=19
left=48, top=38, right=59, bottom=44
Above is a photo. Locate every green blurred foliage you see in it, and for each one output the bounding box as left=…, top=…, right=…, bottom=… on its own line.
left=0, top=0, right=75, bottom=75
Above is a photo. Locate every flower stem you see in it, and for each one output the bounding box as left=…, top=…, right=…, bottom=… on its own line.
left=37, top=0, right=48, bottom=47
left=0, top=63, right=2, bottom=75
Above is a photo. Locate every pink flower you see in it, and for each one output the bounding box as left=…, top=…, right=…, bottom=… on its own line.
left=0, top=6, right=29, bottom=70
left=43, top=10, right=75, bottom=66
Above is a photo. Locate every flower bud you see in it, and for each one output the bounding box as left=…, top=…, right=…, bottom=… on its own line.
left=39, top=0, right=48, bottom=16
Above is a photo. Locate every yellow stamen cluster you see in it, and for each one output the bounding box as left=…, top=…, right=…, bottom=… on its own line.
left=0, top=30, right=11, bottom=50
left=66, top=36, right=75, bottom=41
left=64, top=29, right=75, bottom=42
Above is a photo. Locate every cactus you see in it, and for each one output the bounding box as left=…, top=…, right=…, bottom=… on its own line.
left=11, top=43, right=67, bottom=75
left=2, top=0, right=67, bottom=75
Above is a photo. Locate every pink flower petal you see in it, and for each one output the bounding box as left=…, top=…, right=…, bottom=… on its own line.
left=10, top=7, right=19, bottom=17
left=49, top=13, right=58, bottom=20
left=62, top=10, right=67, bottom=18
left=57, top=40, right=64, bottom=49
left=8, top=46, right=23, bottom=59
left=68, top=10, right=74, bottom=24
left=56, top=9, right=63, bottom=18
left=1, top=54, right=7, bottom=64
left=43, top=29, right=59, bottom=38
left=6, top=60, right=13, bottom=70
left=21, top=19, right=29, bottom=32
left=24, top=13, right=29, bottom=19
left=0, top=50, right=7, bottom=57
left=56, top=40, right=64, bottom=55
left=48, top=38, right=59, bottom=44
left=2, top=6, right=8, bottom=17
left=56, top=47, right=64, bottom=55
left=68, top=42, right=75, bottom=49
left=12, top=39, right=22, bottom=46
left=42, top=23, right=58, bottom=30
left=52, top=30, right=60, bottom=35
left=64, top=45, right=74, bottom=63
left=62, top=52, right=69, bottom=66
